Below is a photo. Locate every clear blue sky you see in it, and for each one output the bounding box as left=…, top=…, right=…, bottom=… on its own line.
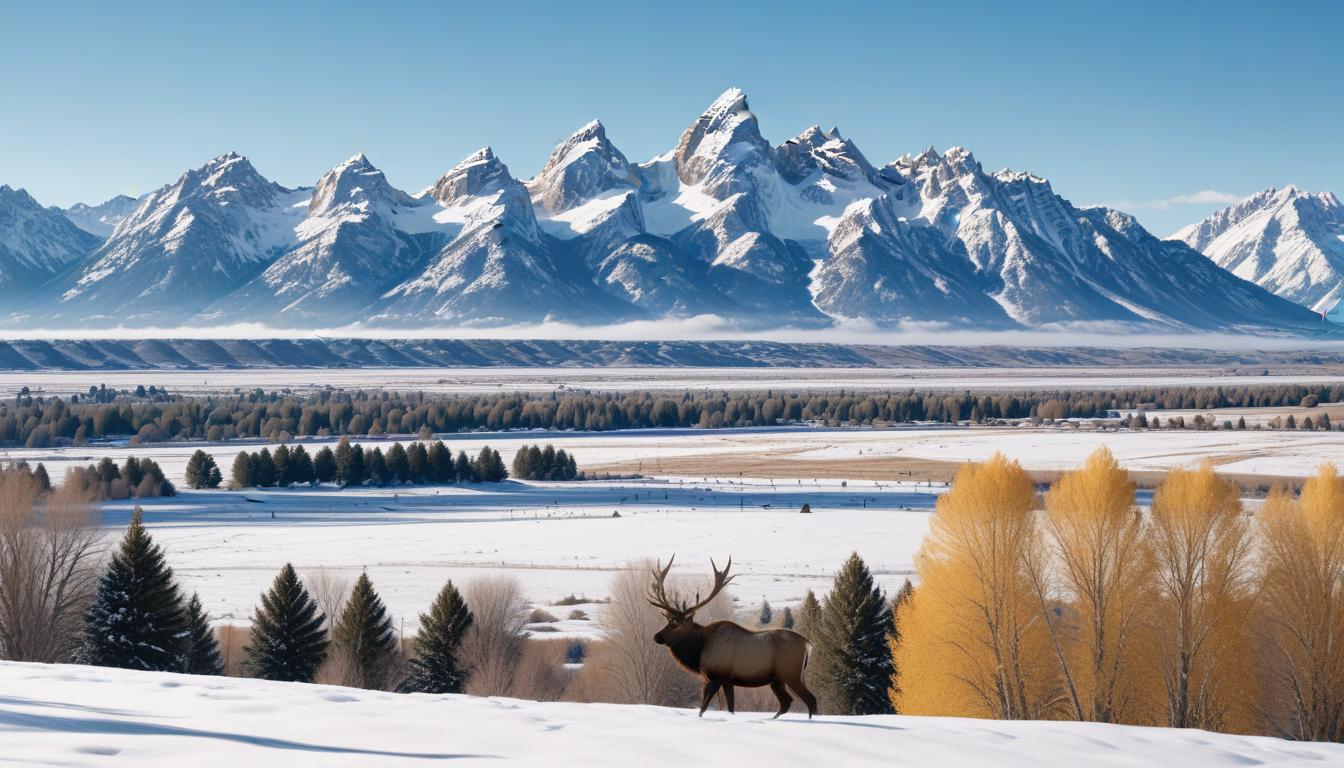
left=2, top=0, right=1339, bottom=235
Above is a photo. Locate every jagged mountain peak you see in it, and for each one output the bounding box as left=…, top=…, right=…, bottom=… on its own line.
left=308, top=153, right=410, bottom=215
left=429, top=146, right=520, bottom=205
left=60, top=194, right=140, bottom=238
left=0, top=184, right=103, bottom=294
left=673, top=88, right=771, bottom=196
left=528, top=119, right=637, bottom=213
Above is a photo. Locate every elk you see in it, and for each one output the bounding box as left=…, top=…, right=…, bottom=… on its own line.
left=647, top=555, right=817, bottom=718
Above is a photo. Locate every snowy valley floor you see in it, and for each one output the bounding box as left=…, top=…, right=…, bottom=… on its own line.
left=2, top=662, right=1340, bottom=768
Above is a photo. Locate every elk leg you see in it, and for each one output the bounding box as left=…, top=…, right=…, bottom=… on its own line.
left=722, top=684, right=735, bottom=714
left=785, top=678, right=819, bottom=719
left=699, top=680, right=722, bottom=717
left=769, top=679, right=793, bottom=719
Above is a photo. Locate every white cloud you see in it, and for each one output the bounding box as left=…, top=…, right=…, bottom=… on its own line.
left=1092, top=190, right=1244, bottom=211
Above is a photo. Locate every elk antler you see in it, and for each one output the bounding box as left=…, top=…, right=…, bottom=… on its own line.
left=647, top=555, right=679, bottom=615
left=647, top=556, right=735, bottom=617
left=682, top=557, right=734, bottom=616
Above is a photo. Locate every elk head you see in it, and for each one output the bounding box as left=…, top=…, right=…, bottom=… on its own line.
left=646, top=554, right=734, bottom=646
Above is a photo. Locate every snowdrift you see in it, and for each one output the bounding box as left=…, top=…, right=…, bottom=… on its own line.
left=1, top=662, right=1340, bottom=767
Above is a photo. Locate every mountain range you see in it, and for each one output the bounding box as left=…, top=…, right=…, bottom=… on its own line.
left=0, top=89, right=1335, bottom=336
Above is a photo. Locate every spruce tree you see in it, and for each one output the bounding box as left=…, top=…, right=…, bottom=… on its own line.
left=245, top=563, right=329, bottom=682
left=185, top=449, right=218, bottom=489
left=272, top=444, right=291, bottom=487
left=428, top=441, right=452, bottom=483
left=254, top=448, right=276, bottom=488
left=230, top=451, right=253, bottom=489
left=313, top=446, right=336, bottom=483
left=334, top=437, right=354, bottom=485
left=32, top=462, right=51, bottom=491
left=454, top=450, right=473, bottom=482
left=82, top=508, right=187, bottom=671
left=796, top=589, right=822, bottom=637
left=386, top=442, right=410, bottom=484
left=366, top=448, right=389, bottom=486
left=407, top=442, right=429, bottom=483
left=399, top=580, right=473, bottom=693
left=759, top=599, right=773, bottom=626
left=290, top=445, right=315, bottom=485
left=782, top=605, right=795, bottom=630
left=810, top=553, right=895, bottom=715
left=334, top=572, right=399, bottom=689
left=181, top=592, right=224, bottom=675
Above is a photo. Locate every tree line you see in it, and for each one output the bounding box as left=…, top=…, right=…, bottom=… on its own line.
left=6, top=456, right=175, bottom=500
left=6, top=382, right=1344, bottom=447
left=891, top=451, right=1344, bottom=741
left=222, top=439, right=510, bottom=490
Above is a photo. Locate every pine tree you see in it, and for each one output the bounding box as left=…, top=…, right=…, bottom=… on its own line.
left=289, top=445, right=315, bottom=485
left=758, top=599, right=773, bottom=626
left=334, top=572, right=400, bottom=689
left=428, top=441, right=452, bottom=483
left=334, top=437, right=354, bottom=485
left=399, top=580, right=473, bottom=694
left=230, top=451, right=253, bottom=489
left=185, top=450, right=211, bottom=489
left=796, top=590, right=821, bottom=638
left=407, top=442, right=429, bottom=483
left=253, top=448, right=276, bottom=488
left=181, top=592, right=224, bottom=675
left=386, top=442, right=410, bottom=484
left=272, top=444, right=291, bottom=487
left=366, top=447, right=389, bottom=486
left=245, top=563, right=329, bottom=682
left=455, top=450, right=473, bottom=483
left=810, top=552, right=895, bottom=715
left=313, top=446, right=336, bottom=483
left=782, top=606, right=795, bottom=629
left=32, top=462, right=51, bottom=491
left=82, top=508, right=187, bottom=671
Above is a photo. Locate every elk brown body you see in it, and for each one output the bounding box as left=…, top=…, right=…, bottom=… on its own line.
left=648, top=556, right=818, bottom=718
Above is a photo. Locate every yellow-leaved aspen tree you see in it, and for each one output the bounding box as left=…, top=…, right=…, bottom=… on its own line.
left=1259, top=466, right=1344, bottom=741
left=895, top=454, right=1059, bottom=718
left=1037, top=448, right=1157, bottom=724
left=1149, top=464, right=1257, bottom=732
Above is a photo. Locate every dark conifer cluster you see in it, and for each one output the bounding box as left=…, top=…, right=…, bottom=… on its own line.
left=510, top=444, right=581, bottom=481
left=229, top=438, right=507, bottom=489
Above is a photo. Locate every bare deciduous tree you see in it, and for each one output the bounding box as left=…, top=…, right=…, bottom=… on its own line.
left=0, top=473, right=102, bottom=662
left=460, top=575, right=528, bottom=696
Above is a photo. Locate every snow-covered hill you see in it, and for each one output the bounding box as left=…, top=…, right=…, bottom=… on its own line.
left=0, top=90, right=1329, bottom=334
left=1173, top=186, right=1344, bottom=314
left=3, top=662, right=1339, bottom=767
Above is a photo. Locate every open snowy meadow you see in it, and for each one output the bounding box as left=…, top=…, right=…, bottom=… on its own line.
left=3, top=662, right=1341, bottom=768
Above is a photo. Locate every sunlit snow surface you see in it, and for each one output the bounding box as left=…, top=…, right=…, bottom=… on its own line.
left=3, top=662, right=1341, bottom=767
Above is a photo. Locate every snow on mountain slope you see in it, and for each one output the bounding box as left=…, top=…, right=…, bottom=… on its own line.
left=4, top=662, right=1342, bottom=768
left=208, top=154, right=449, bottom=326
left=0, top=185, right=101, bottom=298
left=1173, top=186, right=1344, bottom=314
left=60, top=194, right=140, bottom=238
left=0, top=90, right=1331, bottom=334
left=41, top=153, right=309, bottom=324
left=377, top=148, right=629, bottom=324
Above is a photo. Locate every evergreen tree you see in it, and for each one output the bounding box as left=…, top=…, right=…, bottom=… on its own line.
left=407, top=442, right=429, bottom=483
left=796, top=589, right=822, bottom=638
left=512, top=445, right=538, bottom=480
left=313, top=446, right=336, bottom=483
left=399, top=580, right=474, bottom=694
left=428, top=441, right=452, bottom=483
left=32, top=462, right=51, bottom=491
left=334, top=572, right=400, bottom=689
left=334, top=437, right=354, bottom=485
left=782, top=605, right=795, bottom=630
left=539, top=444, right=558, bottom=479
left=245, top=564, right=329, bottom=683
left=272, top=444, right=291, bottom=487
left=230, top=451, right=253, bottom=489
left=290, top=445, right=315, bottom=485
left=185, top=450, right=211, bottom=489
left=811, top=553, right=894, bottom=715
left=82, top=508, right=187, bottom=671
left=366, top=447, right=389, bottom=486
left=454, top=450, right=473, bottom=483
left=759, top=599, right=773, bottom=626
left=121, top=456, right=144, bottom=488
left=347, top=444, right=366, bottom=486
left=253, top=448, right=276, bottom=488
left=181, top=592, right=224, bottom=675
left=386, top=442, right=410, bottom=484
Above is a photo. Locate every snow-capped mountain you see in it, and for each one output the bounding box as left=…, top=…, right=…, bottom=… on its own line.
left=60, top=194, right=140, bottom=238
left=1173, top=186, right=1344, bottom=314
left=0, top=185, right=102, bottom=299
left=35, top=152, right=309, bottom=324
left=0, top=90, right=1329, bottom=334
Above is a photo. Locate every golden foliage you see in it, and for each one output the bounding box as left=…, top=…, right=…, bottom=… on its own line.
left=895, top=454, right=1061, bottom=718
left=1257, top=465, right=1344, bottom=741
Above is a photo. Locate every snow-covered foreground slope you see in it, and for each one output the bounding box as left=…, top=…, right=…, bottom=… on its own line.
left=2, top=662, right=1340, bottom=768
